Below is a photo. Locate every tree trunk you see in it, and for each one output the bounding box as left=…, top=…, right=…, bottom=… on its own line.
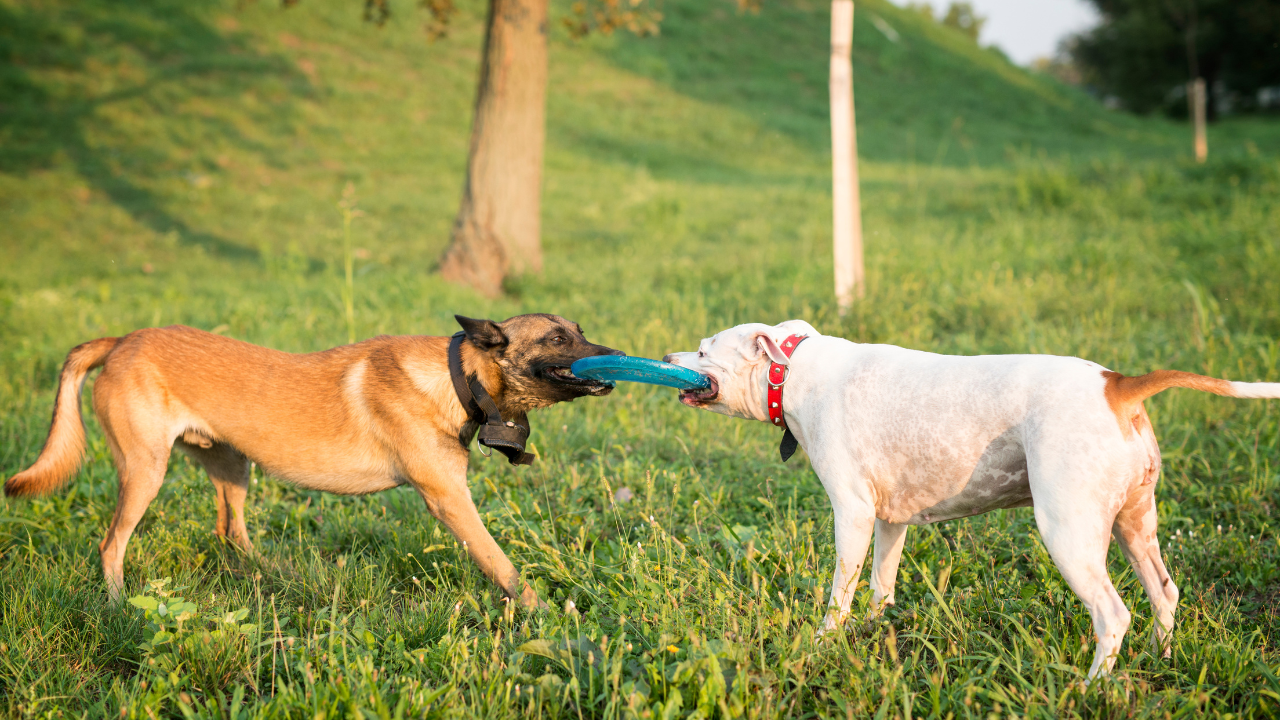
left=830, top=0, right=864, bottom=312
left=439, top=0, right=549, bottom=297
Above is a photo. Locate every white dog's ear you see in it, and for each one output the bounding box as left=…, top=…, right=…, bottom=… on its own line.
left=755, top=333, right=790, bottom=365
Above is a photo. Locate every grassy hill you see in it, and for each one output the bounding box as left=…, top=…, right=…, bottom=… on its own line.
left=1, top=0, right=1279, bottom=716
left=604, top=0, right=1154, bottom=165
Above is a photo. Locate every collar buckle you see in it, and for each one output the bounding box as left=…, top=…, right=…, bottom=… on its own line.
left=768, top=364, right=791, bottom=388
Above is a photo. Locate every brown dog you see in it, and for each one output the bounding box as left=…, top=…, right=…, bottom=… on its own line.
left=4, top=314, right=621, bottom=607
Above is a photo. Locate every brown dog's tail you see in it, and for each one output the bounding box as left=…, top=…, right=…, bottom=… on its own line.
left=1104, top=369, right=1280, bottom=418
left=5, top=337, right=119, bottom=498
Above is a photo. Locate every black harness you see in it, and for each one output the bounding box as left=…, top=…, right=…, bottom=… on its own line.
left=447, top=332, right=535, bottom=466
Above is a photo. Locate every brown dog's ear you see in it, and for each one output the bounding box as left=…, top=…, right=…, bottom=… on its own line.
left=456, top=315, right=508, bottom=352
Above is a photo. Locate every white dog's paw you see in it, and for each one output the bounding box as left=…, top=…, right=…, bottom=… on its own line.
left=868, top=591, right=895, bottom=617
left=815, top=612, right=845, bottom=639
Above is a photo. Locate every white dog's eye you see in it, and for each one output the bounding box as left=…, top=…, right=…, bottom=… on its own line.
left=698, top=350, right=706, bottom=358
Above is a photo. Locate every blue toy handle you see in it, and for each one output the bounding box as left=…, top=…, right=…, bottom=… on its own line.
left=570, top=356, right=711, bottom=390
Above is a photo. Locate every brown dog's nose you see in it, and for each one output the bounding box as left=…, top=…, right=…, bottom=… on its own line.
left=662, top=354, right=678, bottom=364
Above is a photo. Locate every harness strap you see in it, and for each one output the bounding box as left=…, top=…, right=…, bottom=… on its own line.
left=448, top=332, right=535, bottom=466
left=766, top=333, right=809, bottom=462
left=447, top=332, right=474, bottom=414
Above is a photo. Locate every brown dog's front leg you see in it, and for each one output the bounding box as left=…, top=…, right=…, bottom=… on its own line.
left=428, top=486, right=542, bottom=608
left=410, top=462, right=543, bottom=610
left=179, top=441, right=256, bottom=555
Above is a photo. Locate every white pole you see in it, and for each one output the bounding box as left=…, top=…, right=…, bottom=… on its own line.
left=830, top=0, right=864, bottom=313
left=1190, top=77, right=1207, bottom=163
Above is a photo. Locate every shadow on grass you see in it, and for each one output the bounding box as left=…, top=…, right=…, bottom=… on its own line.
left=0, top=0, right=308, bottom=264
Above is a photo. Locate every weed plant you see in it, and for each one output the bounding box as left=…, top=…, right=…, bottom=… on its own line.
left=1, top=0, right=1278, bottom=717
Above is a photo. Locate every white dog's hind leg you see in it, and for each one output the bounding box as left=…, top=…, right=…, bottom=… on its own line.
left=1035, top=504, right=1131, bottom=681
left=1112, top=491, right=1178, bottom=659
left=868, top=519, right=908, bottom=615
left=818, top=496, right=876, bottom=634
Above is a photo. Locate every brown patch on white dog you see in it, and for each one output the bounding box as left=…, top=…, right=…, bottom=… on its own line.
left=1101, top=369, right=1235, bottom=437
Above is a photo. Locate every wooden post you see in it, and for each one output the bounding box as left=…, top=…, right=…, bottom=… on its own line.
left=1189, top=77, right=1207, bottom=163
left=830, top=0, right=864, bottom=313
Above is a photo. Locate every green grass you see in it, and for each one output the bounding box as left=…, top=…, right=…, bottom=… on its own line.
left=2, top=0, right=1279, bottom=717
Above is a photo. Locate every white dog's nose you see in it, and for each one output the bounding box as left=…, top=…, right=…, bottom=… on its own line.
left=662, top=354, right=679, bottom=365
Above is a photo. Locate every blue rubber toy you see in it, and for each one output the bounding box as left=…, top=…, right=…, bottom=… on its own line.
left=570, top=356, right=711, bottom=390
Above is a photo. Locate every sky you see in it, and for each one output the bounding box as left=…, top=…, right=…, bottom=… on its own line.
left=888, top=0, right=1101, bottom=66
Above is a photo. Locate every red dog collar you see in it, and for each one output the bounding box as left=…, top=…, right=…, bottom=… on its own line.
left=767, top=334, right=809, bottom=430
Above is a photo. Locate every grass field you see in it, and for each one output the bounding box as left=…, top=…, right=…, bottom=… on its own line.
left=2, top=0, right=1279, bottom=717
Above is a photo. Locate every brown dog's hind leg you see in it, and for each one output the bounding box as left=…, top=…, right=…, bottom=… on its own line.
left=97, top=425, right=172, bottom=603
left=178, top=440, right=256, bottom=555
left=404, top=444, right=544, bottom=610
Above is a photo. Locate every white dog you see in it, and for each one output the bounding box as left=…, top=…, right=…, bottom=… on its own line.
left=664, top=320, right=1279, bottom=679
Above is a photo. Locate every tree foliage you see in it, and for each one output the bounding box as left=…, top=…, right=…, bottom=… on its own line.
left=563, top=0, right=664, bottom=38
left=940, top=2, right=985, bottom=41
left=340, top=0, right=664, bottom=40
left=1070, top=0, right=1280, bottom=119
left=905, top=2, right=987, bottom=42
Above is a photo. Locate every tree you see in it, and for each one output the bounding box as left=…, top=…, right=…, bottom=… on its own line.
left=435, top=0, right=661, bottom=296
left=940, top=2, right=985, bottom=42
left=301, top=0, right=661, bottom=297
left=1070, top=1, right=1280, bottom=120
left=905, top=2, right=987, bottom=43
left=436, top=0, right=550, bottom=297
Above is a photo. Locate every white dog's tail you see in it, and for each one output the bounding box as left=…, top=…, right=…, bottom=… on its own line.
left=1104, top=369, right=1280, bottom=407
left=4, top=337, right=119, bottom=498
left=1229, top=380, right=1280, bottom=399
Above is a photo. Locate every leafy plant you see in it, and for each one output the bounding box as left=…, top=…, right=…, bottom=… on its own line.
left=128, top=578, right=259, bottom=699
left=128, top=577, right=201, bottom=653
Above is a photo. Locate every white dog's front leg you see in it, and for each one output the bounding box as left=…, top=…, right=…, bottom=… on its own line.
left=869, top=519, right=908, bottom=615
left=819, top=497, right=876, bottom=634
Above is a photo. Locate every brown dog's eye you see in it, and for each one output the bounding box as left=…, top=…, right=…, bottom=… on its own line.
left=551, top=335, right=566, bottom=345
